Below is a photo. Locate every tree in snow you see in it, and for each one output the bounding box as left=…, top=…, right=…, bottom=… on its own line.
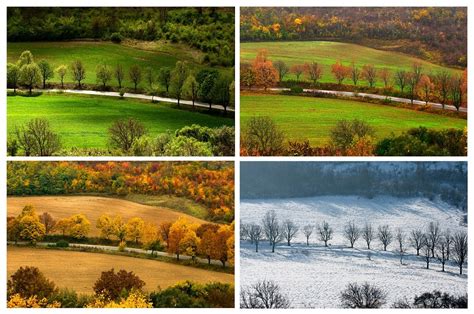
left=452, top=231, right=467, bottom=275
left=249, top=223, right=263, bottom=252
left=262, top=210, right=283, bottom=253
left=318, top=221, right=333, bottom=247
left=303, top=224, right=314, bottom=246
left=445, top=229, right=452, bottom=260
left=427, top=222, right=440, bottom=258
left=396, top=228, right=406, bottom=264
left=240, top=223, right=250, bottom=241
left=344, top=221, right=360, bottom=248
left=422, top=235, right=431, bottom=269
left=377, top=225, right=393, bottom=251
left=410, top=229, right=424, bottom=256
left=362, top=222, right=374, bottom=249
left=282, top=219, right=299, bottom=246
left=436, top=235, right=448, bottom=272
left=340, top=282, right=386, bottom=308
left=240, top=280, right=290, bottom=309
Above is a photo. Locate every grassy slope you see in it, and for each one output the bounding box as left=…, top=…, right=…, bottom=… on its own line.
left=7, top=93, right=233, bottom=149
left=240, top=93, right=466, bottom=146
left=7, top=247, right=234, bottom=294
left=8, top=41, right=230, bottom=89
left=240, top=41, right=463, bottom=87
left=7, top=195, right=209, bottom=236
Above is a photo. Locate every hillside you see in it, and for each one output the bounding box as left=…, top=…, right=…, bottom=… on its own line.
left=241, top=41, right=462, bottom=86
left=241, top=7, right=466, bottom=67
left=8, top=247, right=234, bottom=294
left=240, top=196, right=467, bottom=308
left=8, top=196, right=208, bottom=237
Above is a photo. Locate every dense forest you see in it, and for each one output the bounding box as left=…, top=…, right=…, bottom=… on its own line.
left=241, top=162, right=467, bottom=210
left=240, top=7, right=467, bottom=67
left=7, top=7, right=235, bottom=66
left=8, top=161, right=234, bottom=222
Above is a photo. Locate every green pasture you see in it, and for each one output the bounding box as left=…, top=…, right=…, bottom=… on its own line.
left=8, top=93, right=233, bottom=149
left=8, top=41, right=230, bottom=89
left=240, top=93, right=466, bottom=146
left=241, top=41, right=463, bottom=88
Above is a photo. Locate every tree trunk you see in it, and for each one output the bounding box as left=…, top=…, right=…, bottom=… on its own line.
left=272, top=242, right=275, bottom=253
left=460, top=265, right=463, bottom=275
left=176, top=252, right=180, bottom=261
left=207, top=256, right=211, bottom=264
left=255, top=242, right=259, bottom=252
left=306, top=237, right=309, bottom=246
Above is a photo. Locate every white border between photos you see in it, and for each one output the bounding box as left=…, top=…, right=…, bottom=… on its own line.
left=1, top=0, right=472, bottom=313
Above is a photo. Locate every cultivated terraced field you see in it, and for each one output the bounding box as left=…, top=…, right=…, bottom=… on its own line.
left=240, top=93, right=466, bottom=146
left=7, top=195, right=208, bottom=237
left=7, top=93, right=233, bottom=149
left=8, top=41, right=230, bottom=89
left=241, top=41, right=463, bottom=87
left=8, top=247, right=234, bottom=294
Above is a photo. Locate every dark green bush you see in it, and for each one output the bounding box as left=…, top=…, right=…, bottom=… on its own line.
left=56, top=240, right=69, bottom=248
left=110, top=32, right=123, bottom=43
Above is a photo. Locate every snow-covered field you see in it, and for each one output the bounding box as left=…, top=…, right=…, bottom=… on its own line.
left=240, top=196, right=467, bottom=308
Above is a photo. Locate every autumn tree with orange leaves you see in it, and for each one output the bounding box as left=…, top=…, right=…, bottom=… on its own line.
left=331, top=61, right=350, bottom=85
left=305, top=62, right=323, bottom=85
left=252, top=49, right=278, bottom=90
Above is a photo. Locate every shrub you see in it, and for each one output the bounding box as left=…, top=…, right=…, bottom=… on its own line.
left=330, top=119, right=374, bottom=152
left=209, top=125, right=235, bottom=156
left=56, top=240, right=69, bottom=248
left=240, top=280, right=290, bottom=309
left=340, top=282, right=386, bottom=308
left=290, top=86, right=304, bottom=94
left=164, top=136, right=213, bottom=156
left=93, top=269, right=145, bottom=301
left=110, top=32, right=123, bottom=44
left=7, top=138, right=19, bottom=156
left=7, top=266, right=57, bottom=299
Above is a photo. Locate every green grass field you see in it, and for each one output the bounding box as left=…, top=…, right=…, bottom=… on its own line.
left=7, top=93, right=233, bottom=149
left=241, top=41, right=463, bottom=87
left=240, top=93, right=466, bottom=146
left=8, top=41, right=230, bottom=89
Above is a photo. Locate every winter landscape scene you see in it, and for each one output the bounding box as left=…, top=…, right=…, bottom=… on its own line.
left=240, top=162, right=467, bottom=308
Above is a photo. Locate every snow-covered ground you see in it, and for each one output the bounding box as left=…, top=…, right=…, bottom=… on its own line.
left=240, top=196, right=468, bottom=308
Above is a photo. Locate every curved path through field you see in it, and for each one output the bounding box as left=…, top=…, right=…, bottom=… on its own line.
left=35, top=88, right=235, bottom=113
left=8, top=246, right=234, bottom=294
left=264, top=87, right=467, bottom=113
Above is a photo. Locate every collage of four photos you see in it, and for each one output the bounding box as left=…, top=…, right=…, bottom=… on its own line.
left=4, top=6, right=468, bottom=309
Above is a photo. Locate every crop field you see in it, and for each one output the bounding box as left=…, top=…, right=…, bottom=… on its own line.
left=7, top=93, right=233, bottom=149
left=241, top=41, right=462, bottom=87
left=240, top=93, right=466, bottom=146
left=8, top=41, right=230, bottom=89
left=8, top=247, right=234, bottom=294
left=7, top=196, right=208, bottom=237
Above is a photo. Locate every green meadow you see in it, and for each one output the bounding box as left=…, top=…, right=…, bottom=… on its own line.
left=240, top=93, right=466, bottom=146
left=8, top=93, right=233, bottom=149
left=241, top=41, right=462, bottom=87
left=8, top=41, right=230, bottom=89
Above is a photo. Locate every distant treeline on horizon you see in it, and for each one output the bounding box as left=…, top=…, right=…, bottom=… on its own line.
left=240, top=162, right=467, bottom=211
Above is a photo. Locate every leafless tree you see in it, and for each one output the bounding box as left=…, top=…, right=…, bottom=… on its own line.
left=422, top=235, right=431, bottom=269
left=303, top=224, right=314, bottom=246
left=427, top=222, right=440, bottom=258
left=410, top=229, right=424, bottom=256
left=249, top=224, right=264, bottom=252
left=340, top=282, right=386, bottom=308
left=282, top=220, right=299, bottom=246
left=344, top=221, right=360, bottom=248
left=262, top=210, right=283, bottom=253
left=71, top=60, right=86, bottom=88
left=362, top=223, right=374, bottom=249
left=435, top=70, right=450, bottom=109
left=15, top=118, right=61, bottom=156
left=318, top=221, right=333, bottom=247
left=350, top=61, right=360, bottom=86
left=129, top=65, right=142, bottom=92
left=241, top=280, right=290, bottom=309
left=378, top=225, right=393, bottom=251
left=114, top=64, right=125, bottom=88
left=445, top=229, right=453, bottom=260
left=452, top=231, right=467, bottom=275
left=240, top=223, right=250, bottom=241
left=396, top=228, right=406, bottom=264
left=394, top=70, right=407, bottom=92
left=39, top=212, right=56, bottom=235
left=362, top=64, right=377, bottom=87
left=436, top=235, right=448, bottom=272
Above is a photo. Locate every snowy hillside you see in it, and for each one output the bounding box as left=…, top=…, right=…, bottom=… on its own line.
left=240, top=196, right=467, bottom=308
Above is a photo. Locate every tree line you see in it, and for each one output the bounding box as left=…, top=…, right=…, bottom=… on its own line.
left=8, top=266, right=233, bottom=308
left=8, top=205, right=234, bottom=267
left=7, top=161, right=234, bottom=222
left=241, top=210, right=468, bottom=275
left=8, top=117, right=234, bottom=157
left=241, top=279, right=466, bottom=308
left=241, top=50, right=467, bottom=111
left=8, top=7, right=235, bottom=67
left=240, top=7, right=467, bottom=67
left=7, top=50, right=234, bottom=112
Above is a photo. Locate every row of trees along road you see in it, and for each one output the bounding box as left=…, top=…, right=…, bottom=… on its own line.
left=241, top=49, right=467, bottom=111
left=241, top=210, right=467, bottom=275
left=7, top=50, right=234, bottom=112
left=8, top=205, right=234, bottom=267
